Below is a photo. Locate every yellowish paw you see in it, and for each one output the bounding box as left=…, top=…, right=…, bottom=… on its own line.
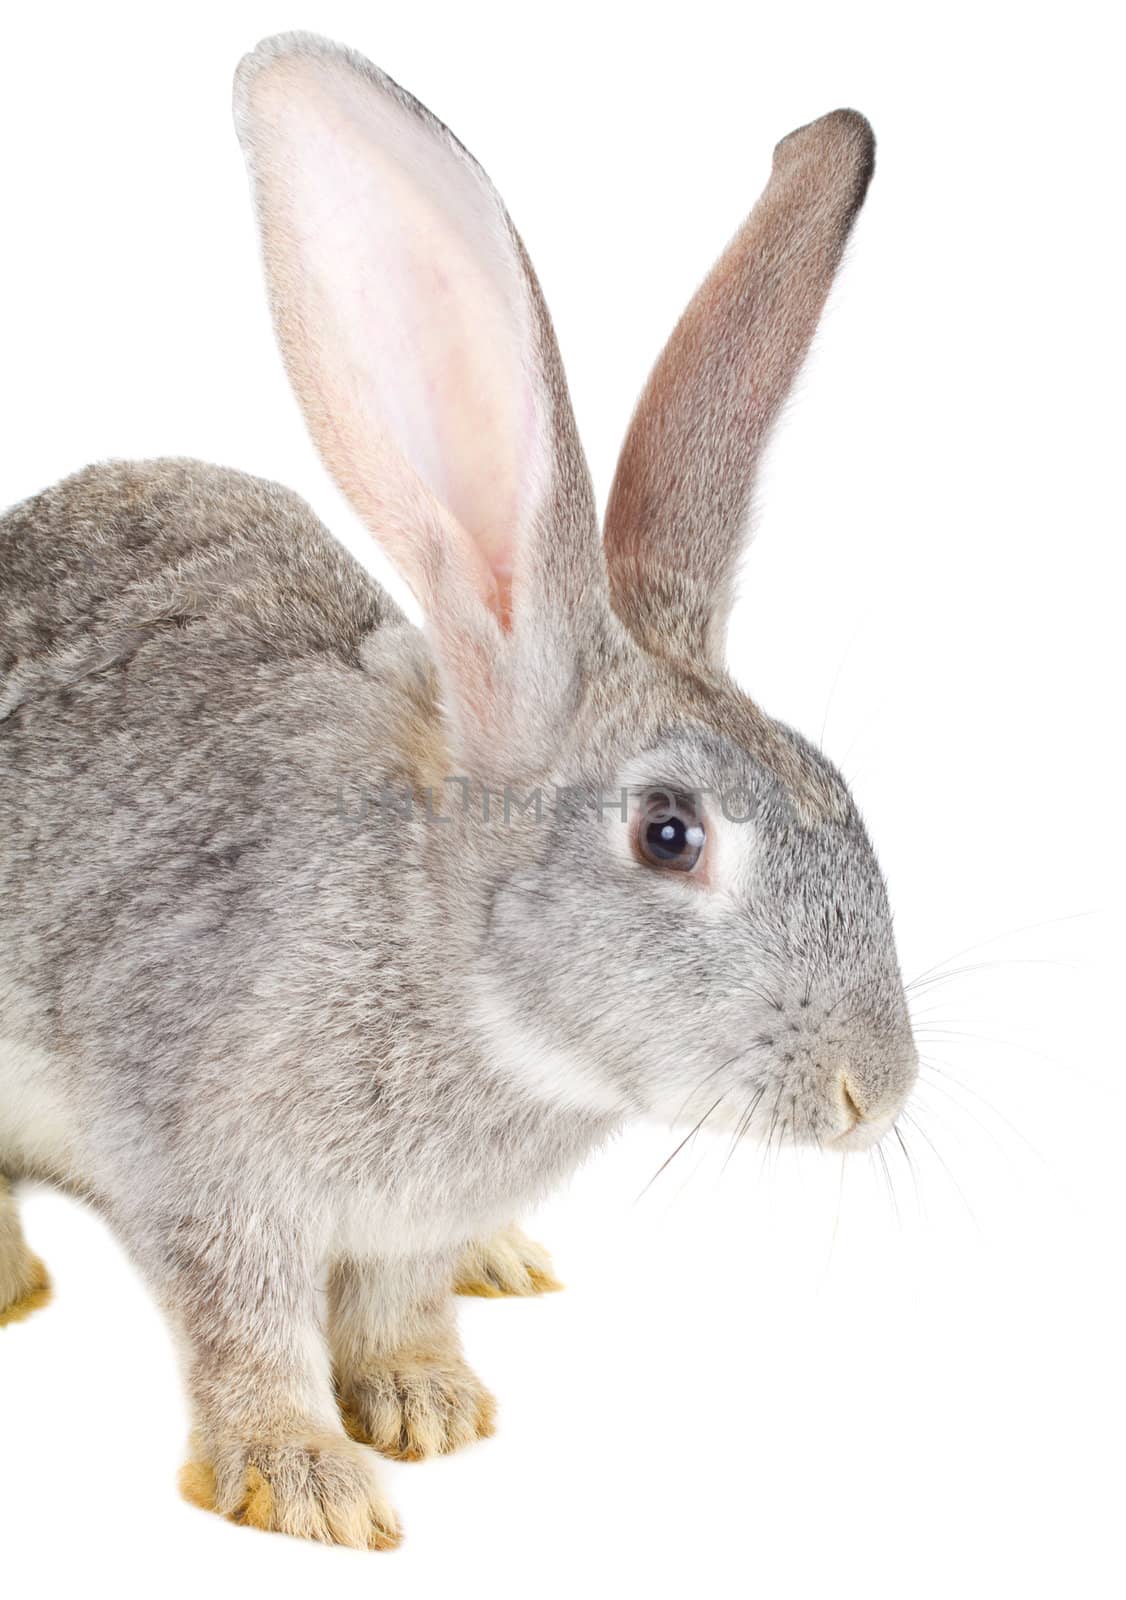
left=179, top=1433, right=400, bottom=1550
left=0, top=1255, right=52, bottom=1329
left=339, top=1356, right=496, bottom=1462
left=454, top=1225, right=563, bottom=1299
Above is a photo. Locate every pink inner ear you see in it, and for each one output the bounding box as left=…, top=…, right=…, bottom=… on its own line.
left=242, top=52, right=549, bottom=630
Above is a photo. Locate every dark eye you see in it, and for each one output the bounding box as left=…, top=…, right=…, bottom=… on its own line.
left=636, top=791, right=706, bottom=873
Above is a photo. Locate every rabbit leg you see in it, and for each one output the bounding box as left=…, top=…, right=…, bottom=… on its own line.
left=453, top=1223, right=563, bottom=1298
left=0, top=1176, right=51, bottom=1328
left=330, top=1253, right=496, bottom=1461
left=168, top=1218, right=399, bottom=1549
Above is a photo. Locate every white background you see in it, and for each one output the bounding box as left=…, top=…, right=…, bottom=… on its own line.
left=1, top=2, right=1121, bottom=1596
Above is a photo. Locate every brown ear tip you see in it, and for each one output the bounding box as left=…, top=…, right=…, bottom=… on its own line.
left=773, top=107, right=876, bottom=177
left=824, top=107, right=875, bottom=139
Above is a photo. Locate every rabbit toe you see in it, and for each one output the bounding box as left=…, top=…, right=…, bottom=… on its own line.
left=453, top=1224, right=563, bottom=1298
left=339, top=1358, right=496, bottom=1461
left=0, top=1254, right=52, bottom=1328
left=179, top=1433, right=401, bottom=1550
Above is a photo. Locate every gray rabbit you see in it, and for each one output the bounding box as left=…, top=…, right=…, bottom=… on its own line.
left=0, top=32, right=917, bottom=1548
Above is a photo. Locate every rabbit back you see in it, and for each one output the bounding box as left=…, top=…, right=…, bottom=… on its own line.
left=1, top=458, right=406, bottom=682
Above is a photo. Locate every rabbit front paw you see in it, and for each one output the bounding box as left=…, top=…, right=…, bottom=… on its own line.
left=338, top=1356, right=496, bottom=1461
left=453, top=1224, right=563, bottom=1298
left=179, top=1432, right=401, bottom=1550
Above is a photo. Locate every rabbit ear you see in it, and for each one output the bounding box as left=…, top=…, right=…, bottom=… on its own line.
left=603, top=110, right=875, bottom=667
left=234, top=34, right=599, bottom=751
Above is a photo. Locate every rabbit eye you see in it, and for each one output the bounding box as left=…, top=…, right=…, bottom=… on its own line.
left=635, top=791, right=706, bottom=873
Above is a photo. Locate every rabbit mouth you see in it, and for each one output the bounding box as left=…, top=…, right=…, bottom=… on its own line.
left=830, top=1109, right=901, bottom=1152
left=826, top=1072, right=910, bottom=1151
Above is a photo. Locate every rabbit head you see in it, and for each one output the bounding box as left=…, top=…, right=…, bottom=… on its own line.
left=235, top=34, right=916, bottom=1151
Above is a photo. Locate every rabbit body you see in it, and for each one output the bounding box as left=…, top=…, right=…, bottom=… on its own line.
left=1, top=457, right=603, bottom=1544
left=0, top=458, right=608, bottom=1251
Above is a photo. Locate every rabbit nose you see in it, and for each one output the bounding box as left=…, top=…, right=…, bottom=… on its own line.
left=839, top=1073, right=864, bottom=1130
left=830, top=1060, right=915, bottom=1150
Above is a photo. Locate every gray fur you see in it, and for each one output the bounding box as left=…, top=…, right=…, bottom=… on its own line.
left=0, top=32, right=916, bottom=1549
